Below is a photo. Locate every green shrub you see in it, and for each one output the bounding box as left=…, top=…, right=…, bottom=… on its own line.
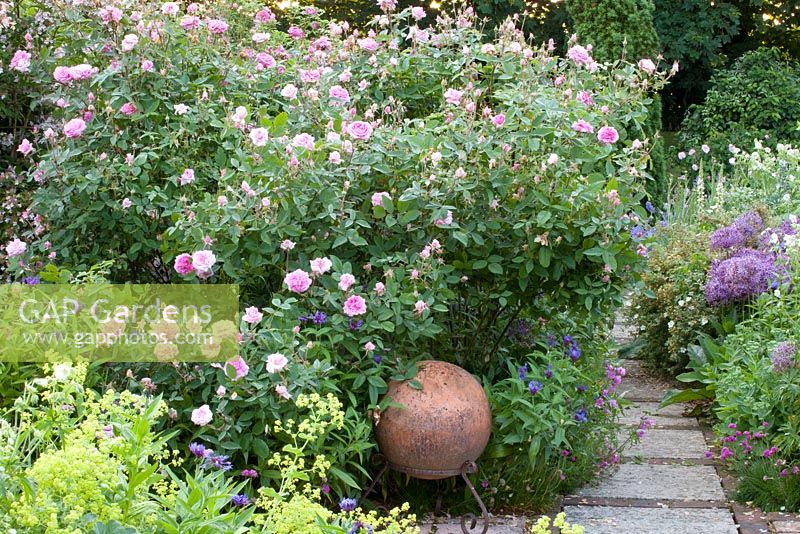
left=680, top=48, right=800, bottom=156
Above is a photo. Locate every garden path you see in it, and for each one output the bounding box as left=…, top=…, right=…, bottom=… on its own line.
left=421, top=313, right=798, bottom=533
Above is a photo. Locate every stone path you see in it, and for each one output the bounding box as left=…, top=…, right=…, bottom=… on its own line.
left=421, top=310, right=800, bottom=532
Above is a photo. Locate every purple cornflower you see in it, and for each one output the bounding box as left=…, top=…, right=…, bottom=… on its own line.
left=231, top=494, right=250, bottom=507
left=705, top=248, right=776, bottom=305
left=339, top=497, right=357, bottom=512
left=349, top=319, right=364, bottom=331
left=189, top=442, right=209, bottom=458
left=576, top=385, right=588, bottom=393
left=321, top=482, right=331, bottom=494
left=204, top=454, right=233, bottom=471
left=544, top=366, right=553, bottom=379
left=569, top=346, right=582, bottom=361
left=373, top=354, right=382, bottom=364
left=630, top=225, right=646, bottom=241
left=481, top=479, right=490, bottom=488
left=546, top=334, right=557, bottom=347
left=241, top=469, right=258, bottom=478
left=645, top=201, right=655, bottom=214
left=22, top=275, right=40, bottom=285
left=518, top=364, right=528, bottom=380
left=563, top=335, right=573, bottom=345
left=311, top=310, right=328, bottom=325
left=528, top=380, right=543, bottom=395
left=771, top=342, right=796, bottom=372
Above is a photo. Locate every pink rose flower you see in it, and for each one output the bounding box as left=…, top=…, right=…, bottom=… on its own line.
left=339, top=273, right=356, bottom=291
left=567, top=45, right=592, bottom=66
left=597, top=126, right=619, bottom=145
left=371, top=191, right=390, bottom=207
left=284, top=269, right=312, bottom=293
left=9, top=50, right=31, bottom=72
left=226, top=355, right=250, bottom=380
left=161, top=2, right=179, bottom=15
left=275, top=384, right=292, bottom=400
left=121, top=34, right=139, bottom=52
left=280, top=239, right=295, bottom=251
left=181, top=15, right=200, bottom=29
left=411, top=6, right=426, bottom=20
left=444, top=88, right=463, bottom=105
left=266, top=352, right=289, bottom=373
left=191, top=250, right=216, bottom=272
left=242, top=306, right=263, bottom=324
left=374, top=282, right=385, bottom=295
left=53, top=66, right=72, bottom=84
left=207, top=19, right=228, bottom=34
left=5, top=238, right=26, bottom=257
left=249, top=127, right=269, bottom=147
left=174, top=253, right=194, bottom=275
left=347, top=121, right=373, bottom=141
left=63, top=118, right=87, bottom=139
left=571, top=119, right=593, bottom=133
left=292, top=133, right=315, bottom=151
left=121, top=198, right=132, bottom=209
left=358, top=37, right=379, bottom=52
left=120, top=102, right=137, bottom=116
left=329, top=151, right=342, bottom=164
left=638, top=58, right=656, bottom=74
left=310, top=257, right=332, bottom=275
left=364, top=341, right=376, bottom=352
left=414, top=300, right=428, bottom=314
left=191, top=404, right=213, bottom=426
left=329, top=85, right=350, bottom=102
left=343, top=295, right=367, bottom=317
left=180, top=168, right=195, bottom=185
left=255, top=52, right=276, bottom=69
left=141, top=59, right=155, bottom=72
left=17, top=139, right=34, bottom=156
left=287, top=25, right=304, bottom=39
left=491, top=114, right=505, bottom=128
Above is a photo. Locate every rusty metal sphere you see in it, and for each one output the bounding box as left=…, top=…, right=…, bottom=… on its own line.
left=374, top=360, right=492, bottom=480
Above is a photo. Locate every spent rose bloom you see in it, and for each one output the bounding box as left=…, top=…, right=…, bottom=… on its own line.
left=174, top=253, right=194, bottom=275
left=191, top=404, right=213, bottom=426
left=280, top=239, right=295, bottom=251
left=310, top=257, right=332, bottom=275
left=243, top=306, right=263, bottom=324
left=174, top=103, right=189, bottom=115
left=444, top=88, right=463, bottom=105
left=5, top=238, right=26, bottom=257
left=63, top=118, right=87, bottom=138
left=249, top=127, right=269, bottom=147
left=17, top=139, right=34, bottom=156
left=347, top=121, right=373, bottom=140
left=284, top=269, right=312, bottom=293
left=191, top=250, right=216, bottom=272
left=638, top=58, right=656, bottom=74
left=121, top=198, right=132, bottom=209
left=414, top=300, right=429, bottom=314
left=180, top=168, right=195, bottom=185
left=371, top=191, right=391, bottom=207
left=275, top=384, right=292, bottom=400
left=281, top=83, right=298, bottom=99
left=597, top=126, right=619, bottom=144
left=374, top=282, right=386, bottom=295
left=266, top=353, right=289, bottom=373
left=339, top=273, right=356, bottom=291
left=9, top=50, right=31, bottom=72
left=343, top=295, right=367, bottom=317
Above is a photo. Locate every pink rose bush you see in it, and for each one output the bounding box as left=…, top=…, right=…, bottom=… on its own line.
left=2, top=3, right=670, bottom=506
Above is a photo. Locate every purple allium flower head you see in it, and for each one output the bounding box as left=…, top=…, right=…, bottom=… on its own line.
left=339, top=497, right=357, bottom=512
left=231, top=494, right=250, bottom=507
left=705, top=248, right=776, bottom=305
left=528, top=380, right=543, bottom=395
left=710, top=211, right=764, bottom=251
left=771, top=341, right=796, bottom=372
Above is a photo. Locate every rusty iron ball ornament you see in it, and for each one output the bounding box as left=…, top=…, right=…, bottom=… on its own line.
left=368, top=360, right=492, bottom=534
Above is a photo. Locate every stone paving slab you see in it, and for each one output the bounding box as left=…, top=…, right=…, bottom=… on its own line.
left=619, top=405, right=698, bottom=428
left=773, top=521, right=800, bottom=534
left=574, top=464, right=725, bottom=501
left=419, top=515, right=525, bottom=533
left=624, top=429, right=709, bottom=459
left=625, top=400, right=688, bottom=418
left=563, top=505, right=738, bottom=534
left=619, top=381, right=668, bottom=402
